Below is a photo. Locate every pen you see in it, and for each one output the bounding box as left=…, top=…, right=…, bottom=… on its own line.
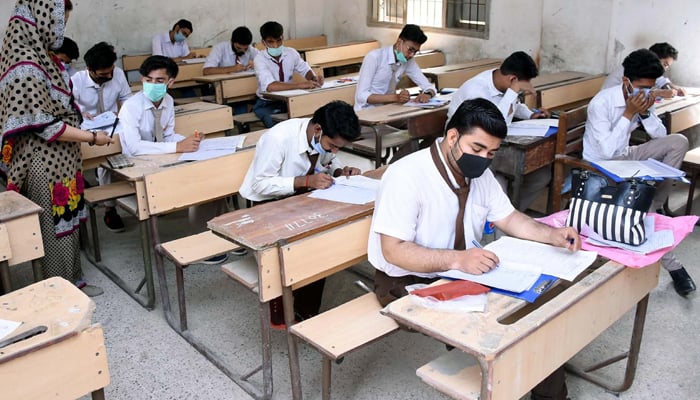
left=471, top=239, right=483, bottom=249
left=107, top=117, right=119, bottom=146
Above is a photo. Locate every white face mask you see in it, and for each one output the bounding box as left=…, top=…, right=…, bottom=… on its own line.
left=310, top=133, right=327, bottom=156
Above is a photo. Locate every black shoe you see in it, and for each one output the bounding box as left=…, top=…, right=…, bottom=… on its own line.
left=201, top=254, right=229, bottom=265
left=104, top=208, right=125, bottom=233
left=669, top=267, right=696, bottom=296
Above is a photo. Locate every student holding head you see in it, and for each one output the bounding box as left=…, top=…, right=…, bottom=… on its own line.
left=369, top=98, right=579, bottom=399
left=203, top=26, right=259, bottom=75
left=584, top=49, right=694, bottom=296
left=152, top=19, right=197, bottom=62
left=118, top=56, right=200, bottom=156
left=240, top=100, right=362, bottom=326
left=602, top=42, right=685, bottom=97
left=53, top=36, right=79, bottom=77
left=253, top=21, right=323, bottom=128
left=446, top=51, right=550, bottom=212
left=354, top=24, right=437, bottom=112
left=72, top=42, right=132, bottom=232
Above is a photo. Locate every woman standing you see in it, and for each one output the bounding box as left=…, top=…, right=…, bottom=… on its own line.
left=0, top=0, right=113, bottom=295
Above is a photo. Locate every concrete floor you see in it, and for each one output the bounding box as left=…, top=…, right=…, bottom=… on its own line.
left=6, top=152, right=700, bottom=400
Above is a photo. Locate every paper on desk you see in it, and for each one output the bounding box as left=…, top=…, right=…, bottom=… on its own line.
left=506, top=123, right=550, bottom=137
left=308, top=180, right=378, bottom=205
left=403, top=97, right=450, bottom=109
left=408, top=292, right=488, bottom=313
left=266, top=89, right=309, bottom=96
left=441, top=261, right=541, bottom=293
left=333, top=175, right=380, bottom=190
left=582, top=216, right=675, bottom=254
left=315, top=77, right=357, bottom=89
left=80, top=112, right=117, bottom=130
left=511, top=118, right=559, bottom=127
left=198, top=136, right=245, bottom=150
left=180, top=57, right=207, bottom=64
left=591, top=159, right=686, bottom=182
left=0, top=318, right=22, bottom=341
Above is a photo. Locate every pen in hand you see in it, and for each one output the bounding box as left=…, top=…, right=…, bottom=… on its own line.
left=107, top=117, right=119, bottom=146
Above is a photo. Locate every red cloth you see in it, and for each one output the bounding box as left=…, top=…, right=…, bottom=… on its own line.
left=411, top=280, right=490, bottom=301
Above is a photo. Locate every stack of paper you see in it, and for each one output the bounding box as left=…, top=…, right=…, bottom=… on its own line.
left=178, top=136, right=245, bottom=161
left=591, top=159, right=687, bottom=182
left=508, top=119, right=559, bottom=137
left=80, top=112, right=117, bottom=130
left=581, top=216, right=675, bottom=254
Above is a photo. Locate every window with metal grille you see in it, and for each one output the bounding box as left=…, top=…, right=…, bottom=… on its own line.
left=368, top=0, right=489, bottom=38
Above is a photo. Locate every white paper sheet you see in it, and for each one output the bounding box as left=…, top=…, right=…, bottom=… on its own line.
left=80, top=112, right=117, bottom=130
left=403, top=98, right=450, bottom=109
left=511, top=118, right=559, bottom=127
left=180, top=57, right=207, bottom=64
left=0, top=319, right=22, bottom=341
left=582, top=216, right=675, bottom=254
left=198, top=136, right=245, bottom=151
left=332, top=175, right=380, bottom=190
left=506, top=124, right=550, bottom=137
left=592, top=159, right=685, bottom=180
left=308, top=183, right=377, bottom=204
left=440, top=262, right=541, bottom=293
left=178, top=148, right=235, bottom=161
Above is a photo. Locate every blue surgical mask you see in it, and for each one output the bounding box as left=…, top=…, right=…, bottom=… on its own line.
left=174, top=31, right=187, bottom=42
left=143, top=82, right=168, bottom=102
left=394, top=42, right=408, bottom=64
left=311, top=133, right=327, bottom=156
left=625, top=80, right=651, bottom=98
left=267, top=45, right=284, bottom=58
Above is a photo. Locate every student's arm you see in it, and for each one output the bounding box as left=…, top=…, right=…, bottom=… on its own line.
left=248, top=134, right=309, bottom=196
left=640, top=108, right=667, bottom=138
left=404, top=60, right=436, bottom=103
left=356, top=52, right=404, bottom=106
left=493, top=210, right=580, bottom=252
left=584, top=96, right=634, bottom=160
left=118, top=102, right=178, bottom=156
left=296, top=52, right=322, bottom=85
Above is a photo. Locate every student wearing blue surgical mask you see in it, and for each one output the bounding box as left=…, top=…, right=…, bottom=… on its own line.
left=252, top=21, right=323, bottom=128
left=152, top=19, right=198, bottom=62
left=118, top=56, right=201, bottom=157
left=354, top=24, right=436, bottom=112
left=583, top=49, right=695, bottom=297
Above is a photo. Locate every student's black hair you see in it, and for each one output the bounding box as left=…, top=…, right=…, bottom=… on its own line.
left=56, top=37, right=79, bottom=60
left=399, top=24, right=427, bottom=45
left=649, top=42, right=679, bottom=61
left=231, top=26, right=253, bottom=45
left=310, top=101, right=361, bottom=142
left=622, top=49, right=664, bottom=82
left=173, top=19, right=193, bottom=33
left=446, top=98, right=507, bottom=140
left=65, top=0, right=73, bottom=11
left=260, top=21, right=284, bottom=41
left=500, top=51, right=539, bottom=81
left=84, top=42, right=117, bottom=71
left=139, top=55, right=179, bottom=79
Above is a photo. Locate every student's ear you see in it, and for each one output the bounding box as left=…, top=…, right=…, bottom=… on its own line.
left=445, top=128, right=460, bottom=146
left=166, top=78, right=175, bottom=89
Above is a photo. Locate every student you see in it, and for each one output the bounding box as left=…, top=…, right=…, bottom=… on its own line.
left=118, top=56, right=200, bottom=157
left=354, top=24, right=437, bottom=112
left=253, top=21, right=323, bottom=128
left=583, top=48, right=695, bottom=296
left=53, top=36, right=79, bottom=77
left=71, top=42, right=132, bottom=232
left=240, top=100, right=362, bottom=326
left=447, top=52, right=550, bottom=212
left=203, top=26, right=259, bottom=75
left=152, top=19, right=197, bottom=62
left=368, top=98, right=580, bottom=400
left=602, top=43, right=686, bottom=97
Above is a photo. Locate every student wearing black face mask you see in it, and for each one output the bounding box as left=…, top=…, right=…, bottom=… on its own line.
left=369, top=98, right=580, bottom=400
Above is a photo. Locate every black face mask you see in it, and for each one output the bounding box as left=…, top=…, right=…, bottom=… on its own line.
left=90, top=72, right=112, bottom=85
left=451, top=144, right=492, bottom=179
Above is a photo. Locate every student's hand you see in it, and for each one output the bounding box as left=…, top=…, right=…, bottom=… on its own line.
left=176, top=135, right=201, bottom=153
left=231, top=64, right=247, bottom=73
left=548, top=227, right=581, bottom=252
left=297, top=80, right=318, bottom=90
left=93, top=131, right=114, bottom=146
left=245, top=62, right=255, bottom=70
left=530, top=107, right=550, bottom=119
left=653, top=88, right=675, bottom=99
left=455, top=248, right=500, bottom=275
left=415, top=92, right=431, bottom=103
left=307, top=173, right=334, bottom=189
left=312, top=74, right=324, bottom=86
left=624, top=91, right=655, bottom=118
left=82, top=111, right=95, bottom=120
left=676, top=86, right=686, bottom=96
left=334, top=166, right=361, bottom=177
left=397, top=89, right=410, bottom=103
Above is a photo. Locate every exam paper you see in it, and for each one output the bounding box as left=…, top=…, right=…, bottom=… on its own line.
left=511, top=118, right=559, bottom=127
left=177, top=137, right=243, bottom=161
left=80, top=111, right=117, bottom=130
left=0, top=318, right=22, bottom=341
left=180, top=57, right=207, bottom=64
left=441, top=261, right=541, bottom=293
left=308, top=177, right=380, bottom=205
left=403, top=98, right=450, bottom=109
left=506, top=123, right=550, bottom=137
left=582, top=216, right=675, bottom=254
left=592, top=159, right=685, bottom=180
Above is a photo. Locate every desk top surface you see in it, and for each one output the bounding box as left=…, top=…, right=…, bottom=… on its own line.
left=357, top=95, right=452, bottom=125
left=0, top=277, right=94, bottom=362
left=422, top=58, right=502, bottom=75
left=174, top=101, right=231, bottom=115
left=263, top=75, right=358, bottom=101
left=193, top=71, right=256, bottom=83
left=302, top=39, right=379, bottom=52
left=531, top=71, right=592, bottom=89
left=655, top=88, right=700, bottom=114
left=0, top=191, right=42, bottom=222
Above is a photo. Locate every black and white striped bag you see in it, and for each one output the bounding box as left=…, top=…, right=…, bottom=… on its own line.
left=565, top=169, right=656, bottom=246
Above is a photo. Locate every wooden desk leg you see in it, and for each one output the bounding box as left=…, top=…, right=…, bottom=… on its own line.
left=565, top=294, right=650, bottom=393
left=0, top=260, right=12, bottom=293
left=214, top=82, right=224, bottom=104
left=374, top=126, right=383, bottom=169
left=279, top=244, right=303, bottom=400
left=511, top=173, right=524, bottom=211
left=256, top=300, right=274, bottom=400
left=31, top=259, right=44, bottom=282
left=91, top=388, right=106, bottom=400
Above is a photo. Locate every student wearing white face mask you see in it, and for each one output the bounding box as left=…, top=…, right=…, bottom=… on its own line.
left=252, top=21, right=323, bottom=128
left=151, top=19, right=198, bottom=62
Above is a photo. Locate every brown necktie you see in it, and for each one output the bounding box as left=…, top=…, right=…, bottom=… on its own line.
left=151, top=108, right=164, bottom=142
left=430, top=142, right=469, bottom=250
left=273, top=59, right=284, bottom=82
left=96, top=85, right=105, bottom=114
left=306, top=152, right=319, bottom=175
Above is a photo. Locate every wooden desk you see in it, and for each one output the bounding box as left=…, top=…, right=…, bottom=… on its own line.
left=0, top=191, right=43, bottom=292
left=254, top=35, right=328, bottom=55
left=384, top=261, right=660, bottom=400
left=413, top=50, right=447, bottom=69
left=525, top=71, right=604, bottom=110
left=0, top=277, right=109, bottom=400
left=422, top=59, right=502, bottom=89
left=263, top=76, right=357, bottom=118
left=174, top=101, right=234, bottom=136
left=193, top=71, right=258, bottom=105
left=356, top=97, right=451, bottom=168
left=655, top=88, right=700, bottom=133
left=304, top=40, right=380, bottom=70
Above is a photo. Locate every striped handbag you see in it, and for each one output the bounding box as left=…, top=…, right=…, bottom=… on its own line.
left=565, top=169, right=656, bottom=246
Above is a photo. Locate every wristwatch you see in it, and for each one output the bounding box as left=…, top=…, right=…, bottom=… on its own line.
left=88, top=130, right=97, bottom=146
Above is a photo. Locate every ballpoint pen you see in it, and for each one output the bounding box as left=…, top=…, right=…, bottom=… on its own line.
left=107, top=117, right=119, bottom=146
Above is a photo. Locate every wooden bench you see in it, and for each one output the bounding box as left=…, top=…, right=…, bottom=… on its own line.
left=348, top=128, right=412, bottom=165
left=416, top=350, right=481, bottom=400
left=550, top=104, right=590, bottom=211
left=233, top=112, right=262, bottom=134
left=0, top=191, right=43, bottom=292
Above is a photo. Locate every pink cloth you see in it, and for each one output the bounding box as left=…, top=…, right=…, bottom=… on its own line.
left=537, top=210, right=698, bottom=268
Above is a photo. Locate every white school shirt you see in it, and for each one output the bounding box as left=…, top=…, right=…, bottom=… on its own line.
left=117, top=91, right=184, bottom=157
left=601, top=65, right=672, bottom=90
left=151, top=32, right=190, bottom=58
left=203, top=41, right=259, bottom=69
left=368, top=140, right=515, bottom=278
left=253, top=47, right=313, bottom=98
left=583, top=85, right=666, bottom=163
left=239, top=118, right=344, bottom=202
left=71, top=67, right=131, bottom=116
left=354, top=45, right=437, bottom=112
left=447, top=69, right=533, bottom=124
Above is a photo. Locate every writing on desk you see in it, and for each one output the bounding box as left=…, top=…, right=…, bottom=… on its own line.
left=223, top=214, right=255, bottom=228
left=284, top=212, right=327, bottom=231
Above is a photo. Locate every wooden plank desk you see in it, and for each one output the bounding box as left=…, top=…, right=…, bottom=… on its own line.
left=422, top=59, right=502, bottom=89
left=655, top=88, right=700, bottom=133
left=262, top=76, right=357, bottom=118
left=0, top=191, right=43, bottom=292
left=304, top=40, right=380, bottom=70
left=193, top=71, right=258, bottom=105
left=524, top=71, right=603, bottom=110
left=413, top=50, right=447, bottom=69
left=174, top=101, right=234, bottom=136
left=91, top=130, right=264, bottom=308
left=0, top=277, right=109, bottom=400
left=384, top=261, right=660, bottom=400
left=356, top=97, right=451, bottom=168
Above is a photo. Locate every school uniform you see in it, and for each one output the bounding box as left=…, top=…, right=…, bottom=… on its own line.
left=117, top=91, right=184, bottom=157
left=354, top=45, right=436, bottom=112
left=601, top=65, right=672, bottom=90
left=71, top=67, right=131, bottom=116
left=203, top=41, right=258, bottom=69
left=253, top=47, right=313, bottom=128
left=152, top=32, right=189, bottom=58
